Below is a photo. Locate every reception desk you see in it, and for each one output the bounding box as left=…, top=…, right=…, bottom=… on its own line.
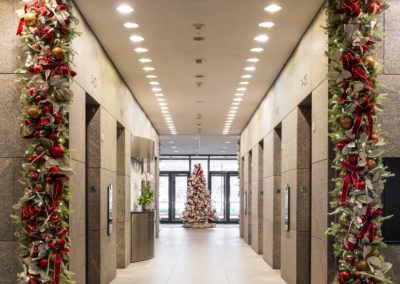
left=131, top=210, right=155, bottom=262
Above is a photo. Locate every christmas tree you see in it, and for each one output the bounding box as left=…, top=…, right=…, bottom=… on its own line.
left=183, top=164, right=217, bottom=228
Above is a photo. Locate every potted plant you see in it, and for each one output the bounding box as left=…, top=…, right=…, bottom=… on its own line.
left=138, top=172, right=154, bottom=211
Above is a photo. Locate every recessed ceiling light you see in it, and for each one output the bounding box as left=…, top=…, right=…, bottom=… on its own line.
left=154, top=93, right=164, bottom=97
left=233, top=98, right=242, bottom=102
left=225, top=141, right=231, bottom=144
left=161, top=110, right=169, bottom=114
left=130, top=35, right=144, bottom=42
left=152, top=88, right=162, bottom=92
left=232, top=102, right=240, bottom=106
left=254, top=34, right=269, bottom=42
left=244, top=66, right=256, bottom=71
left=173, top=150, right=179, bottom=152
left=235, top=93, right=245, bottom=96
left=237, top=87, right=247, bottom=91
left=223, top=146, right=228, bottom=149
left=135, top=47, right=148, bottom=53
left=159, top=102, right=167, bottom=106
left=247, top=58, right=259, bottom=63
left=157, top=98, right=165, bottom=102
left=169, top=141, right=175, bottom=144
left=124, top=22, right=139, bottom=28
left=147, top=75, right=157, bottom=78
left=139, top=58, right=152, bottom=63
left=265, top=4, right=282, bottom=13
left=239, top=81, right=249, bottom=85
left=160, top=106, right=168, bottom=110
left=221, top=150, right=226, bottom=153
left=231, top=106, right=239, bottom=110
left=242, top=74, right=252, bottom=79
left=117, top=4, right=134, bottom=14
left=250, top=47, right=264, bottom=53
left=149, top=81, right=160, bottom=85
left=259, top=21, right=275, bottom=28
left=171, top=146, right=177, bottom=149
left=143, top=66, right=155, bottom=72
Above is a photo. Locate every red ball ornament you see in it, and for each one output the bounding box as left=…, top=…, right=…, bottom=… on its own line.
left=28, top=87, right=37, bottom=96
left=33, top=65, right=43, bottom=74
left=35, top=95, right=43, bottom=104
left=339, top=271, right=351, bottom=280
left=51, top=144, right=64, bottom=158
left=370, top=134, right=379, bottom=142
left=54, top=112, right=62, bottom=124
left=346, top=255, right=355, bottom=264
left=40, top=117, right=50, bottom=125
left=368, top=1, right=381, bottom=14
left=49, top=132, right=58, bottom=141
left=49, top=166, right=59, bottom=174
left=43, top=104, right=53, bottom=114
left=28, top=153, right=39, bottom=163
left=337, top=142, right=346, bottom=150
left=39, top=258, right=48, bottom=268
left=30, top=171, right=40, bottom=180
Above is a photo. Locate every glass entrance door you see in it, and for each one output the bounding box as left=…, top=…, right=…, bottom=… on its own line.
left=173, top=174, right=188, bottom=221
left=209, top=172, right=239, bottom=223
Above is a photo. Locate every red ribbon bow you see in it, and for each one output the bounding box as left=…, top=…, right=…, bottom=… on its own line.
left=352, top=97, right=375, bottom=138
left=357, top=204, right=383, bottom=242
left=335, top=0, right=361, bottom=17
left=48, top=238, right=69, bottom=284
left=340, top=158, right=365, bottom=206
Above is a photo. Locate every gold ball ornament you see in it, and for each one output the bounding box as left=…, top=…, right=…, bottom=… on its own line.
left=371, top=249, right=380, bottom=257
left=24, top=13, right=37, bottom=26
left=339, top=214, right=347, bottom=225
left=364, top=55, right=376, bottom=70
left=54, top=91, right=65, bottom=102
left=339, top=115, right=354, bottom=130
left=26, top=106, right=41, bottom=119
left=52, top=47, right=64, bottom=60
left=367, top=159, right=377, bottom=170
left=356, top=259, right=369, bottom=271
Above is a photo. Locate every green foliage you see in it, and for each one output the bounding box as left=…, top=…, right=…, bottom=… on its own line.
left=138, top=187, right=155, bottom=206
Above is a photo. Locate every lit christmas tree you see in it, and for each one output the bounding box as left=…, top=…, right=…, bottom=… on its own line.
left=183, top=164, right=217, bottom=228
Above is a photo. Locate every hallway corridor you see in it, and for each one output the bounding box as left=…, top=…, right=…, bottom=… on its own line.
left=111, top=226, right=285, bottom=284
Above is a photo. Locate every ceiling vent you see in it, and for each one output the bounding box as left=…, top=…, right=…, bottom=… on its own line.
left=193, top=23, right=205, bottom=30
left=196, top=82, right=203, bottom=88
left=195, top=75, right=205, bottom=78
left=195, top=58, right=205, bottom=64
left=193, top=34, right=205, bottom=41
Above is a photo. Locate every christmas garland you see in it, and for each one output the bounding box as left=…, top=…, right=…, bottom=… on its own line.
left=326, top=1, right=393, bottom=283
left=12, top=0, right=79, bottom=283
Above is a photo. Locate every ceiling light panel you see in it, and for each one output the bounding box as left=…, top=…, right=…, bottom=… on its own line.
left=124, top=22, right=139, bottom=28
left=265, top=4, right=282, bottom=13
left=117, top=4, right=134, bottom=14
left=254, top=34, right=269, bottom=42
left=259, top=21, right=275, bottom=28
left=130, top=35, right=144, bottom=42
left=134, top=47, right=148, bottom=53
left=250, top=47, right=264, bottom=53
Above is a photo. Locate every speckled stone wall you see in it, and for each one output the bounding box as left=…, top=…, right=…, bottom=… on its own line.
left=0, top=1, right=29, bottom=283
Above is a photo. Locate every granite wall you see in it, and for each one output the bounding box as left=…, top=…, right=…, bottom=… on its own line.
left=240, top=6, right=331, bottom=284
left=0, top=1, right=159, bottom=284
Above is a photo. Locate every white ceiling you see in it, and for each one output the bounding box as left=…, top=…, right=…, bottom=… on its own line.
left=160, top=135, right=239, bottom=155
left=74, top=0, right=324, bottom=154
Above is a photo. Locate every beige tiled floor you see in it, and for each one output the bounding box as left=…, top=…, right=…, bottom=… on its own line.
left=111, top=225, right=286, bottom=284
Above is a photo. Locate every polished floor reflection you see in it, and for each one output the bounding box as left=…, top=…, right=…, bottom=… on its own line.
left=111, top=225, right=285, bottom=284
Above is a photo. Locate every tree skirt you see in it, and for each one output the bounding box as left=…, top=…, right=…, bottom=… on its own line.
left=183, top=222, right=216, bottom=228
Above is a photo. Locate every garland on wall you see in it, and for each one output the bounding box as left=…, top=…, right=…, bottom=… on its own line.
left=12, top=0, right=78, bottom=283
left=326, top=0, right=393, bottom=283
